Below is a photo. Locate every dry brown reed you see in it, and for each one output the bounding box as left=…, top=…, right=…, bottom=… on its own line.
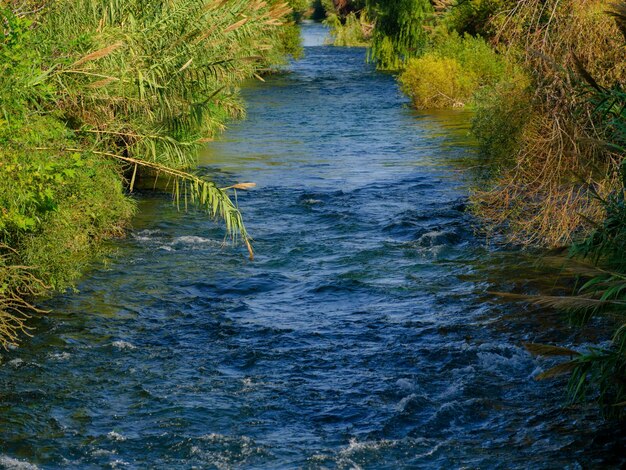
left=0, top=245, right=50, bottom=350
left=473, top=0, right=626, bottom=247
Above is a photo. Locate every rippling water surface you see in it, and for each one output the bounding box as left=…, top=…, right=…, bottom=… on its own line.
left=1, top=24, right=625, bottom=469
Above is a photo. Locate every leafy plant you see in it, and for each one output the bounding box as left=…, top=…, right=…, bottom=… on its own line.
left=366, top=0, right=434, bottom=70
left=0, top=0, right=297, bottom=347
left=399, top=32, right=507, bottom=109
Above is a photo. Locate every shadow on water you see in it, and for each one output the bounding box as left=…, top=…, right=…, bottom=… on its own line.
left=1, top=23, right=625, bottom=469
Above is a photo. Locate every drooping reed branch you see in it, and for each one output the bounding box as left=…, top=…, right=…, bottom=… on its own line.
left=0, top=245, right=50, bottom=350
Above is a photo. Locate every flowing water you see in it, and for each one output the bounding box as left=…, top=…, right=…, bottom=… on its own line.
left=1, top=24, right=625, bottom=469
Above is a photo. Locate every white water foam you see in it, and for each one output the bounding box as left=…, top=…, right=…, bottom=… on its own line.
left=331, top=437, right=442, bottom=468
left=0, top=456, right=40, bottom=470
left=191, top=434, right=266, bottom=469
left=107, top=431, right=127, bottom=442
left=156, top=235, right=224, bottom=252
left=111, top=341, right=136, bottom=350
left=91, top=449, right=117, bottom=457
left=109, top=459, right=130, bottom=469
left=132, top=229, right=163, bottom=242
left=48, top=352, right=71, bottom=361
left=7, top=358, right=24, bottom=368
left=395, top=378, right=418, bottom=392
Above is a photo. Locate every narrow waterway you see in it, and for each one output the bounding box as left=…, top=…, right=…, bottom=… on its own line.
left=1, top=24, right=624, bottom=469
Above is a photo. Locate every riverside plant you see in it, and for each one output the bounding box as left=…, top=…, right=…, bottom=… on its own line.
left=399, top=31, right=508, bottom=109
left=32, top=0, right=297, bottom=254
left=321, top=0, right=434, bottom=70
left=470, top=0, right=626, bottom=247
left=510, top=2, right=626, bottom=419
left=0, top=0, right=298, bottom=348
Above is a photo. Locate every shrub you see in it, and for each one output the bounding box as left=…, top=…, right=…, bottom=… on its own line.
left=400, top=55, right=466, bottom=108
left=471, top=0, right=626, bottom=247
left=325, top=11, right=372, bottom=47
left=399, top=32, right=506, bottom=109
left=471, top=69, right=532, bottom=170
left=0, top=113, right=135, bottom=285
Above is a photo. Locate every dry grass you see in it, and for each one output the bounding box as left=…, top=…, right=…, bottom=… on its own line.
left=0, top=246, right=50, bottom=350
left=473, top=0, right=626, bottom=247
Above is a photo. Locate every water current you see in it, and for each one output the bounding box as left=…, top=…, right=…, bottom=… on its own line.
left=1, top=23, right=625, bottom=469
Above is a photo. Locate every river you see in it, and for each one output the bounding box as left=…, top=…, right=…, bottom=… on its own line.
left=1, top=23, right=625, bottom=469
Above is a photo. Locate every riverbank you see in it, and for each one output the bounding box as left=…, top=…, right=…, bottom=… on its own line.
left=0, top=1, right=301, bottom=348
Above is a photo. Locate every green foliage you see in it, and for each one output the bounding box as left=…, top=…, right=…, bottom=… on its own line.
left=399, top=32, right=507, bottom=108
left=525, top=262, right=626, bottom=419
left=471, top=71, right=532, bottom=169
left=0, top=113, right=134, bottom=289
left=0, top=0, right=296, bottom=347
left=441, top=0, right=508, bottom=38
left=366, top=0, right=433, bottom=70
left=287, top=0, right=311, bottom=22
left=571, top=80, right=626, bottom=266
left=319, top=0, right=431, bottom=67
left=0, top=9, right=52, bottom=118
left=325, top=11, right=371, bottom=46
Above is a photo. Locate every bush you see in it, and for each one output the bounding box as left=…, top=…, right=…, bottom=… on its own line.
left=400, top=55, right=465, bottom=108
left=0, top=114, right=135, bottom=289
left=325, top=11, right=371, bottom=47
left=399, top=32, right=506, bottom=109
left=471, top=70, right=532, bottom=170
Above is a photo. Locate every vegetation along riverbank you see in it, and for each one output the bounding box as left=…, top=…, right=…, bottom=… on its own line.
left=320, top=0, right=626, bottom=418
left=2, top=3, right=626, bottom=466
left=3, top=0, right=626, bottom=430
left=0, top=0, right=305, bottom=349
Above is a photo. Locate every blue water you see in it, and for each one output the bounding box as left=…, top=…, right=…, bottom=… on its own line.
left=1, top=24, right=625, bottom=469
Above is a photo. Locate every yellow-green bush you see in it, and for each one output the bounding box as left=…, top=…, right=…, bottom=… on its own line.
left=400, top=55, right=466, bottom=108
left=399, top=32, right=506, bottom=109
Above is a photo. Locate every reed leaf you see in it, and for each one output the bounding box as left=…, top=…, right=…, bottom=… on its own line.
left=524, top=343, right=582, bottom=357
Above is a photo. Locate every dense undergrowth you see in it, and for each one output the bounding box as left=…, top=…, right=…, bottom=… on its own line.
left=0, top=0, right=301, bottom=349
left=399, top=31, right=509, bottom=108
